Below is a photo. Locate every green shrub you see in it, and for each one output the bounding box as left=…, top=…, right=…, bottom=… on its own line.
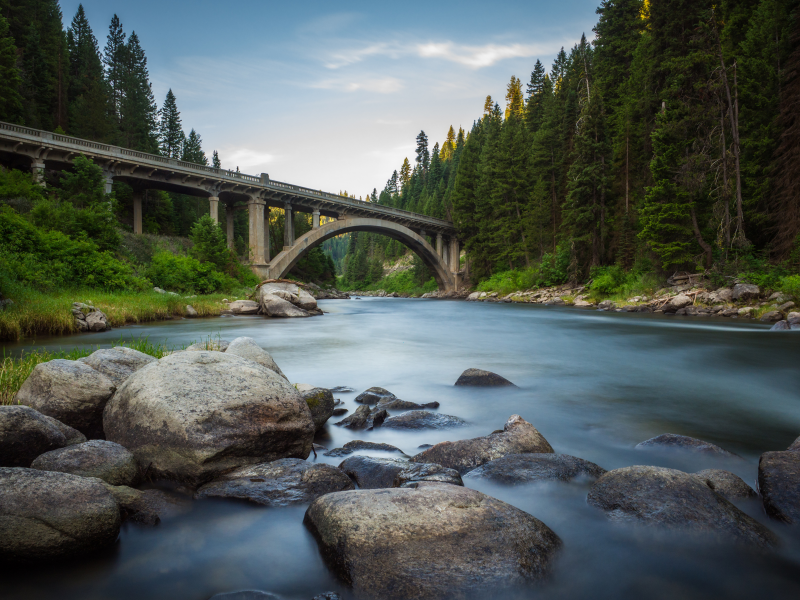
left=189, top=214, right=231, bottom=270
left=780, top=275, right=800, bottom=299
left=144, top=251, right=239, bottom=294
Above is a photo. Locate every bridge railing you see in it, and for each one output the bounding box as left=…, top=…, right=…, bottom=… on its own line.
left=0, top=121, right=453, bottom=228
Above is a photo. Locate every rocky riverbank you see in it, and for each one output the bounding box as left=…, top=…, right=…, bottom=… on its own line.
left=1, top=342, right=798, bottom=599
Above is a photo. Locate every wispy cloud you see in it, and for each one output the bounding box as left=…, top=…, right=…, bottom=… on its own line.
left=223, top=148, right=277, bottom=172
left=312, top=76, right=404, bottom=94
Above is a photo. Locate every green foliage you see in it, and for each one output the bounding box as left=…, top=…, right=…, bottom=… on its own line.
left=0, top=13, right=23, bottom=123
left=144, top=251, right=239, bottom=294
left=780, top=275, right=800, bottom=299
left=189, top=214, right=230, bottom=271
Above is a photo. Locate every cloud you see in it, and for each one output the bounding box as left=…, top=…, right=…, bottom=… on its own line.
left=312, top=77, right=404, bottom=94
left=415, top=42, right=544, bottom=68
left=324, top=43, right=397, bottom=69
left=222, top=148, right=277, bottom=172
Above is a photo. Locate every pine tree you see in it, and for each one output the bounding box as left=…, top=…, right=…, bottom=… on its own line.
left=181, top=129, right=207, bottom=165
left=102, top=14, right=126, bottom=120
left=525, top=60, right=547, bottom=133
left=118, top=32, right=158, bottom=152
left=212, top=150, right=221, bottom=169
left=400, top=158, right=411, bottom=189
left=159, top=89, right=183, bottom=158
left=0, top=14, right=23, bottom=123
left=441, top=125, right=456, bottom=160
left=504, top=75, right=524, bottom=118
left=415, top=130, right=430, bottom=174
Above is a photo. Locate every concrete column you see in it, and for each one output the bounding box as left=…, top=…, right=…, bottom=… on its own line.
left=133, top=191, right=143, bottom=235
left=31, top=160, right=46, bottom=186
left=312, top=209, right=320, bottom=230
left=451, top=239, right=461, bottom=272
left=102, top=172, right=114, bottom=194
left=283, top=203, right=294, bottom=249
left=264, top=207, right=271, bottom=263
left=226, top=204, right=235, bottom=251
left=419, top=229, right=426, bottom=242
left=436, top=233, right=443, bottom=257
left=442, top=239, right=450, bottom=267
left=248, top=198, right=266, bottom=264
left=209, top=196, right=219, bottom=223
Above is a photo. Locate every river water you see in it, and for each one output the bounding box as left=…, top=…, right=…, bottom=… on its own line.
left=4, top=298, right=800, bottom=599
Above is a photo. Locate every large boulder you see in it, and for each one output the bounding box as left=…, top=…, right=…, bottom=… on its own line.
left=0, top=405, right=86, bottom=467
left=587, top=466, right=776, bottom=548
left=228, top=300, right=260, bottom=315
left=635, top=433, right=737, bottom=457
left=196, top=458, right=354, bottom=506
left=261, top=282, right=318, bottom=311
left=15, top=359, right=116, bottom=438
left=382, top=410, right=467, bottom=430
left=692, top=469, right=756, bottom=501
left=465, top=453, right=606, bottom=485
left=454, top=368, right=516, bottom=387
left=338, top=455, right=409, bottom=489
left=78, top=346, right=157, bottom=386
left=303, top=483, right=561, bottom=599
left=225, top=336, right=287, bottom=380
left=0, top=468, right=121, bottom=562
left=663, top=294, right=692, bottom=313
left=31, top=440, right=140, bottom=486
left=731, top=283, right=760, bottom=301
left=393, top=463, right=463, bottom=488
left=295, top=384, right=335, bottom=431
left=411, top=415, right=554, bottom=474
left=758, top=451, right=800, bottom=524
left=260, top=293, right=311, bottom=318
left=103, top=351, right=315, bottom=487
left=354, top=387, right=395, bottom=405
left=186, top=339, right=230, bottom=352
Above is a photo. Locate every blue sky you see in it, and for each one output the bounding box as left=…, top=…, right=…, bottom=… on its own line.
left=61, top=0, right=601, bottom=196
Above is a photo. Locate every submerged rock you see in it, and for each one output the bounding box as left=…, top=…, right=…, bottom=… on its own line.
left=225, top=337, right=287, bottom=380
left=454, top=368, right=516, bottom=387
left=354, top=387, right=396, bottom=405
left=103, top=351, right=315, bottom=487
left=334, top=404, right=386, bottom=430
left=465, top=453, right=606, bottom=485
left=0, top=468, right=121, bottom=562
left=411, top=415, right=554, bottom=474
left=0, top=405, right=86, bottom=467
left=15, top=359, right=116, bottom=438
left=338, top=455, right=408, bottom=489
left=295, top=385, right=335, bottom=431
left=196, top=458, right=354, bottom=506
left=382, top=410, right=467, bottom=430
left=635, top=433, right=738, bottom=457
left=393, top=463, right=463, bottom=488
left=758, top=451, right=800, bottom=524
left=303, top=483, right=561, bottom=599
left=692, top=469, right=757, bottom=500
left=78, top=347, right=157, bottom=386
left=31, top=440, right=140, bottom=487
left=376, top=398, right=440, bottom=410
left=323, top=440, right=405, bottom=457
left=330, top=386, right=355, bottom=393
left=209, top=591, right=283, bottom=600
left=587, top=466, right=776, bottom=548
left=102, top=484, right=191, bottom=526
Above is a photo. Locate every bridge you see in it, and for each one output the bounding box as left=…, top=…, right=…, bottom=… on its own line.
left=0, top=121, right=462, bottom=291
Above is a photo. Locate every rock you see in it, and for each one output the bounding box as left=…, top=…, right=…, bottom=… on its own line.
left=789, top=436, right=800, bottom=451
left=224, top=336, right=287, bottom=380
left=153, top=287, right=165, bottom=293
left=467, top=291, right=481, bottom=301
left=101, top=484, right=190, bottom=525
left=323, top=440, right=405, bottom=457
left=574, top=300, right=593, bottom=307
left=0, top=468, right=121, bottom=562
left=411, top=415, right=554, bottom=474
left=185, top=305, right=198, bottom=317
left=771, top=320, right=792, bottom=331
left=715, top=288, right=733, bottom=302
left=31, top=440, right=140, bottom=486
left=330, top=386, right=355, bottom=393
left=635, top=433, right=737, bottom=457
left=731, top=283, right=760, bottom=301
left=228, top=300, right=260, bottom=315
left=663, top=294, right=693, bottom=313
left=597, top=299, right=615, bottom=310
left=312, top=593, right=341, bottom=600
left=692, top=469, right=756, bottom=500
left=393, top=463, right=463, bottom=488
left=788, top=311, right=800, bottom=324
left=338, top=455, right=408, bottom=489
left=304, top=483, right=561, bottom=599
left=465, top=453, right=606, bottom=484
left=103, top=351, right=315, bottom=487
left=454, top=368, right=516, bottom=387
left=295, top=384, right=335, bottom=431
left=738, top=307, right=754, bottom=317
left=778, top=301, right=795, bottom=312
left=376, top=398, right=440, bottom=410
left=78, top=346, right=157, bottom=386
left=186, top=339, right=230, bottom=352
left=354, top=386, right=396, bottom=405
left=0, top=405, right=86, bottom=467
left=335, top=404, right=386, bottom=430
left=209, top=592, right=283, bottom=600
left=588, top=466, right=776, bottom=548
left=196, top=458, right=354, bottom=506
left=758, top=451, right=800, bottom=524
left=768, top=292, right=786, bottom=302
left=15, top=359, right=116, bottom=438
left=260, top=292, right=311, bottom=318
left=85, top=310, right=110, bottom=332
left=760, top=310, right=783, bottom=322
left=331, top=408, right=348, bottom=417
left=261, top=282, right=318, bottom=311
left=382, top=410, right=467, bottom=430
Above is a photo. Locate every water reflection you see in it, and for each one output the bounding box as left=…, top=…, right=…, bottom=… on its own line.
left=3, top=299, right=800, bottom=599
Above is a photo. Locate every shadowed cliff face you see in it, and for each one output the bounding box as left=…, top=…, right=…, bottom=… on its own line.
left=2, top=298, right=799, bottom=600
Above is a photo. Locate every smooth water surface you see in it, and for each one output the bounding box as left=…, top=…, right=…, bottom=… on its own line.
left=4, top=299, right=800, bottom=599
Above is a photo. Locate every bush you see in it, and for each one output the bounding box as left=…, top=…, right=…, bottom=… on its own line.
left=189, top=215, right=231, bottom=270
left=780, top=275, right=800, bottom=299
left=144, top=252, right=239, bottom=294
left=0, top=167, right=45, bottom=212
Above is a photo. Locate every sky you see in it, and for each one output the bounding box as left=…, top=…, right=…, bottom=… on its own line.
left=61, top=0, right=602, bottom=197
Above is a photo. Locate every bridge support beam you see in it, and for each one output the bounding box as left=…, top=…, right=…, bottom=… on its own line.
left=133, top=191, right=143, bottom=235
left=31, top=160, right=45, bottom=186
left=264, top=207, right=270, bottom=263
left=312, top=209, right=320, bottom=229
left=248, top=198, right=266, bottom=265
left=442, top=239, right=449, bottom=267
left=283, top=203, right=294, bottom=249
left=102, top=171, right=114, bottom=194
left=436, top=233, right=443, bottom=257
left=226, top=204, right=235, bottom=251
left=450, top=238, right=460, bottom=272
left=209, top=196, right=219, bottom=223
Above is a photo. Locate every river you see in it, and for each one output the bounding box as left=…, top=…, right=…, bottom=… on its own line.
left=4, top=298, right=800, bottom=599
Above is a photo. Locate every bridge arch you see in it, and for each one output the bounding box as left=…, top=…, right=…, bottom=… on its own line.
left=256, top=217, right=455, bottom=292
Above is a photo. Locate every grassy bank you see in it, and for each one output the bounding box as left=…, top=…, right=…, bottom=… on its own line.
left=0, top=287, right=245, bottom=342
left=338, top=269, right=438, bottom=296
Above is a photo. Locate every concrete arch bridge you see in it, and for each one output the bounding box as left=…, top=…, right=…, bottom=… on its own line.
left=0, top=121, right=463, bottom=291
